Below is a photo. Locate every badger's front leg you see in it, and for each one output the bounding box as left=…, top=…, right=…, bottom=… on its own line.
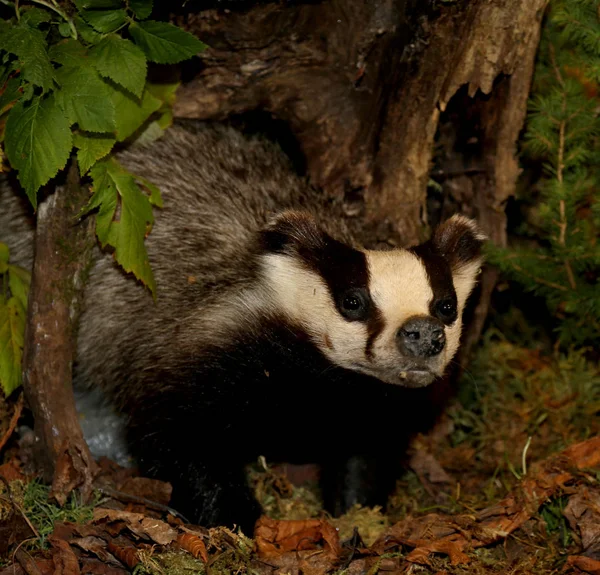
left=123, top=377, right=263, bottom=533
left=320, top=452, right=401, bottom=517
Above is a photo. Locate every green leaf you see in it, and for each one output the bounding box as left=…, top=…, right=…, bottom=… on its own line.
left=20, top=7, right=52, bottom=28
left=8, top=265, right=30, bottom=310
left=80, top=8, right=128, bottom=33
left=134, top=174, right=162, bottom=207
left=58, top=22, right=73, bottom=38
left=5, top=94, right=72, bottom=207
left=88, top=35, right=146, bottom=97
left=90, top=159, right=156, bottom=295
left=74, top=16, right=103, bottom=44
left=54, top=65, right=116, bottom=132
left=0, top=297, right=26, bottom=397
left=0, top=77, right=22, bottom=116
left=128, top=0, right=153, bottom=20
left=0, top=26, right=54, bottom=92
left=0, top=243, right=8, bottom=274
left=87, top=161, right=118, bottom=245
left=49, top=39, right=88, bottom=67
left=73, top=131, right=116, bottom=174
left=111, top=84, right=161, bottom=141
left=129, top=20, right=206, bottom=64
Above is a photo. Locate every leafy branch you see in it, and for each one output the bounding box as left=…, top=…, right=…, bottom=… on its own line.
left=0, top=0, right=206, bottom=395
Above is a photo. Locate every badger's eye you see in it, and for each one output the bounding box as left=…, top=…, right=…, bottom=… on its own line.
left=435, top=297, right=457, bottom=323
left=339, top=288, right=370, bottom=321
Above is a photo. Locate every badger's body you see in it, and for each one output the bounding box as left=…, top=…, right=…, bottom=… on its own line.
left=0, top=121, right=484, bottom=531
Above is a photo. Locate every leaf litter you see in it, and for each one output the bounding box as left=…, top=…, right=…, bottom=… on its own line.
left=0, top=336, right=599, bottom=574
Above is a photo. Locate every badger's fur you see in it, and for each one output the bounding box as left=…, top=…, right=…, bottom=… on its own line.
left=0, top=121, right=485, bottom=531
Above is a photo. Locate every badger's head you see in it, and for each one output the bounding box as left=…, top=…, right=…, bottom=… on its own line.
left=259, top=212, right=486, bottom=388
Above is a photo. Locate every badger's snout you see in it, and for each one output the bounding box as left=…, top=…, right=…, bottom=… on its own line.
left=397, top=316, right=446, bottom=358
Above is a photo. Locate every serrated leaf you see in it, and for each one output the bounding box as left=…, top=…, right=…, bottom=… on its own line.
left=0, top=297, right=26, bottom=396
left=5, top=94, right=72, bottom=207
left=0, top=243, right=8, bottom=273
left=88, top=161, right=118, bottom=245
left=55, top=65, right=116, bottom=132
left=20, top=7, right=52, bottom=28
left=0, top=26, right=54, bottom=92
left=0, top=77, right=22, bottom=116
left=73, top=131, right=116, bottom=174
left=88, top=34, right=146, bottom=97
left=80, top=8, right=128, bottom=33
left=134, top=174, right=162, bottom=207
left=8, top=265, right=30, bottom=310
left=89, top=159, right=155, bottom=295
left=128, top=0, right=153, bottom=20
left=74, top=16, right=103, bottom=44
left=111, top=84, right=161, bottom=141
left=129, top=20, right=206, bottom=64
left=105, top=161, right=155, bottom=295
left=49, top=39, right=87, bottom=67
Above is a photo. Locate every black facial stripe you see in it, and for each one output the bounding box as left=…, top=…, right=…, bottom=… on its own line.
left=295, top=235, right=373, bottom=318
left=365, top=308, right=385, bottom=360
left=410, top=242, right=457, bottom=325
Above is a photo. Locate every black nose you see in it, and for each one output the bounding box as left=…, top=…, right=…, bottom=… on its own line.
left=397, top=316, right=446, bottom=358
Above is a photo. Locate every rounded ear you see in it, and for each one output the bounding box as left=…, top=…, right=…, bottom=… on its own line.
left=431, top=214, right=487, bottom=274
left=261, top=211, right=326, bottom=255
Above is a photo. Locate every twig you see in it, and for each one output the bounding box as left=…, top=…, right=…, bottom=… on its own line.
left=0, top=391, right=24, bottom=453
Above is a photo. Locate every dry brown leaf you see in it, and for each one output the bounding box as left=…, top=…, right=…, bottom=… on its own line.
left=405, top=537, right=470, bottom=565
left=49, top=535, right=81, bottom=575
left=71, top=536, right=122, bottom=566
left=176, top=532, right=208, bottom=562
left=564, top=555, right=600, bottom=575
left=563, top=488, right=600, bottom=560
left=106, top=542, right=140, bottom=570
left=78, top=558, right=129, bottom=575
left=93, top=508, right=177, bottom=545
left=372, top=436, right=600, bottom=566
left=255, top=517, right=341, bottom=558
left=0, top=459, right=25, bottom=482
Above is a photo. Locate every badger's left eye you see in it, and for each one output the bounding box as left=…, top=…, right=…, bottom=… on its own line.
left=435, top=297, right=457, bottom=323
left=339, top=288, right=370, bottom=321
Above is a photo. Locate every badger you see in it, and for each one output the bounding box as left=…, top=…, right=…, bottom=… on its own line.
left=0, top=120, right=485, bottom=532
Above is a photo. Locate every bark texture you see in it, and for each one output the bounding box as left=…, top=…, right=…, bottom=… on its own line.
left=174, top=0, right=547, bottom=246
left=22, top=161, right=98, bottom=503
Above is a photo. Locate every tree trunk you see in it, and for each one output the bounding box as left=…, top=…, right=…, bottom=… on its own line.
left=173, top=0, right=547, bottom=350
left=22, top=160, right=98, bottom=504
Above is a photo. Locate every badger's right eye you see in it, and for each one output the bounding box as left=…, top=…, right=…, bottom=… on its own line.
left=339, top=288, right=370, bottom=321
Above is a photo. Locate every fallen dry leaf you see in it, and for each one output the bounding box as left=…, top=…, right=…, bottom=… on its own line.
left=106, top=542, right=140, bottom=570
left=0, top=458, right=25, bottom=482
left=49, top=535, right=81, bottom=575
left=93, top=508, right=177, bottom=545
left=563, top=487, right=600, bottom=560
left=71, top=536, right=122, bottom=566
left=564, top=555, right=600, bottom=575
left=78, top=558, right=128, bottom=575
left=372, top=435, right=600, bottom=566
left=255, top=517, right=341, bottom=558
left=176, top=532, right=208, bottom=562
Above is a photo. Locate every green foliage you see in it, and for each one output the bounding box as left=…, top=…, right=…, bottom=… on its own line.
left=0, top=243, right=30, bottom=397
left=488, top=0, right=600, bottom=346
left=0, top=0, right=206, bottom=297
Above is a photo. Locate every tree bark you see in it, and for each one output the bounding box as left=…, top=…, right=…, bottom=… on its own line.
left=22, top=160, right=98, bottom=504
left=173, top=0, right=548, bottom=351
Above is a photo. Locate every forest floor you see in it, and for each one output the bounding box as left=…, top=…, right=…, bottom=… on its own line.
left=0, top=325, right=599, bottom=575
